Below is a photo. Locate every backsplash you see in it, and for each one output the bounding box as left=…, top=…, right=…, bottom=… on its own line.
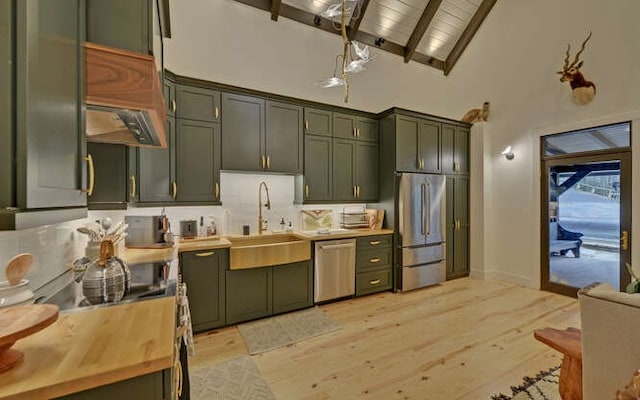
left=1, top=172, right=368, bottom=291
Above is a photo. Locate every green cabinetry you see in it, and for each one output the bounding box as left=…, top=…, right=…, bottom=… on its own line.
left=355, top=235, right=393, bottom=296
left=86, top=143, right=130, bottom=208
left=176, top=84, right=221, bottom=123
left=226, top=261, right=312, bottom=325
left=0, top=0, right=87, bottom=229
left=180, top=249, right=227, bottom=332
left=220, top=93, right=303, bottom=174
left=332, top=140, right=379, bottom=202
left=302, top=135, right=333, bottom=202
left=442, top=124, right=469, bottom=175
left=138, top=118, right=176, bottom=203
left=446, top=176, right=470, bottom=280
left=226, top=267, right=273, bottom=325
left=55, top=369, right=171, bottom=400
left=304, top=108, right=332, bottom=136
left=176, top=119, right=221, bottom=203
left=395, top=115, right=440, bottom=173
left=333, top=113, right=378, bottom=142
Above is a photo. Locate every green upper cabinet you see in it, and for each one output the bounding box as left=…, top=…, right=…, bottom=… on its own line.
left=0, top=0, right=86, bottom=220
left=265, top=101, right=303, bottom=174
left=86, top=0, right=150, bottom=53
left=303, top=135, right=332, bottom=202
left=176, top=85, right=221, bottom=123
left=138, top=118, right=176, bottom=203
left=163, top=79, right=176, bottom=117
left=332, top=139, right=379, bottom=202
left=176, top=119, right=221, bottom=203
left=395, top=115, right=440, bottom=173
left=219, top=94, right=302, bottom=174
left=87, top=143, right=128, bottom=208
left=333, top=113, right=378, bottom=142
left=180, top=249, right=227, bottom=332
left=442, top=124, right=469, bottom=175
left=220, top=92, right=264, bottom=172
left=356, top=141, right=379, bottom=201
left=446, top=175, right=470, bottom=280
left=332, top=139, right=357, bottom=201
left=304, top=108, right=332, bottom=137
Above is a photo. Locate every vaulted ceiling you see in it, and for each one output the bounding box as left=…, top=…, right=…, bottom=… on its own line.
left=231, top=0, right=497, bottom=75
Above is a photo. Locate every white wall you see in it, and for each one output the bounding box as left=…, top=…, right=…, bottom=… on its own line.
left=165, top=0, right=640, bottom=287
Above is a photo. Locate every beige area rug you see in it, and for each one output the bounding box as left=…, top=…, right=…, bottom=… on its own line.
left=237, top=306, right=341, bottom=355
left=190, top=356, right=276, bottom=400
left=491, top=366, right=560, bottom=400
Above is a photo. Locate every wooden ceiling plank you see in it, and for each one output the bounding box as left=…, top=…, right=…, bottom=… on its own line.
left=230, top=0, right=442, bottom=70
left=443, top=0, right=496, bottom=75
left=271, top=0, right=282, bottom=21
left=347, top=0, right=371, bottom=40
left=403, top=0, right=444, bottom=63
left=590, top=131, right=619, bottom=149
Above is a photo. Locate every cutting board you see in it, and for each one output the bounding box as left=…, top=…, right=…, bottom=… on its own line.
left=0, top=304, right=59, bottom=373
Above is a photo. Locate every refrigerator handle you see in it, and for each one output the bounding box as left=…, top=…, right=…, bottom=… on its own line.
left=421, top=183, right=427, bottom=235
left=425, top=182, right=431, bottom=235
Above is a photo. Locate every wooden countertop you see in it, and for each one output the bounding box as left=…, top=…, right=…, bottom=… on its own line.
left=0, top=297, right=176, bottom=400
left=122, top=246, right=176, bottom=265
left=296, top=228, right=394, bottom=241
left=178, top=237, right=231, bottom=253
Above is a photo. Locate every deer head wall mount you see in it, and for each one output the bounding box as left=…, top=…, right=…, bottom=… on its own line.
left=557, top=31, right=596, bottom=105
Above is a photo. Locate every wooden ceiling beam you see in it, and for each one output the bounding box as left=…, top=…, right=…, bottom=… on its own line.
left=230, top=0, right=444, bottom=70
left=270, top=0, right=282, bottom=21
left=404, top=0, right=443, bottom=63
left=347, top=0, right=371, bottom=41
left=444, top=0, right=497, bottom=75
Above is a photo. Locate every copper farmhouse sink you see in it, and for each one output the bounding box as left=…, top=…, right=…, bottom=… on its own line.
left=228, top=233, right=310, bottom=270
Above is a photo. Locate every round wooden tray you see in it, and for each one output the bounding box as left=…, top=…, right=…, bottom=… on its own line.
left=0, top=304, right=59, bottom=373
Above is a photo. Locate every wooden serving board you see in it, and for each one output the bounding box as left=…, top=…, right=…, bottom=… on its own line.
left=0, top=304, right=59, bottom=373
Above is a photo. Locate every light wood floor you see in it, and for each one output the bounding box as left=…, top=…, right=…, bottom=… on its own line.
left=191, top=278, right=579, bottom=399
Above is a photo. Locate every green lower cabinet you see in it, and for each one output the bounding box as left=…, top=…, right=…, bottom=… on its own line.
left=180, top=249, right=227, bottom=332
left=54, top=369, right=171, bottom=400
left=356, top=268, right=392, bottom=296
left=445, top=175, right=470, bottom=280
left=226, top=267, right=273, bottom=325
left=226, top=261, right=313, bottom=325
left=272, top=261, right=313, bottom=315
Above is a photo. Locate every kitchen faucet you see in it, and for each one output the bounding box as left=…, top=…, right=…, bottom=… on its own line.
left=258, top=181, right=271, bottom=234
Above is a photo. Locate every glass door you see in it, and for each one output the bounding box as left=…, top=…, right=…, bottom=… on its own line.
left=540, top=122, right=631, bottom=297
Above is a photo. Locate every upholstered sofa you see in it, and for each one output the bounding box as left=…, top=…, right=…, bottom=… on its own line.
left=550, top=222, right=583, bottom=257
left=579, top=282, right=640, bottom=399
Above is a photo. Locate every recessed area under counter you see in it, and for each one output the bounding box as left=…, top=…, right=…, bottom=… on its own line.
left=0, top=297, right=175, bottom=400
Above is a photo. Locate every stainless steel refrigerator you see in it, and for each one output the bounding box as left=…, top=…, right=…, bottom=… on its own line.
left=397, top=173, right=446, bottom=291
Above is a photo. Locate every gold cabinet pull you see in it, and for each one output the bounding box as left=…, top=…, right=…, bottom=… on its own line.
left=356, top=186, right=360, bottom=198
left=215, top=181, right=220, bottom=199
left=172, top=181, right=177, bottom=199
left=214, top=106, right=220, bottom=120
left=621, top=230, right=629, bottom=251
left=369, top=279, right=381, bottom=285
left=261, top=155, right=266, bottom=169
left=353, top=186, right=357, bottom=198
left=353, top=127, right=357, bottom=137
left=305, top=184, right=309, bottom=198
left=357, top=127, right=361, bottom=137
left=195, top=251, right=215, bottom=257
left=129, top=175, right=136, bottom=199
left=266, top=155, right=271, bottom=170
left=369, top=240, right=381, bottom=245
left=83, top=154, right=95, bottom=196
left=176, top=360, right=183, bottom=396
left=369, top=257, right=381, bottom=263
left=171, top=99, right=176, bottom=113
left=305, top=120, right=309, bottom=132
left=454, top=162, right=460, bottom=172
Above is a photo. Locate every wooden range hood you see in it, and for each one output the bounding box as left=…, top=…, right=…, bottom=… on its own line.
left=85, top=43, right=167, bottom=148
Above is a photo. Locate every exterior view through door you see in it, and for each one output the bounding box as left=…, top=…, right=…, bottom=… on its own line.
left=541, top=122, right=632, bottom=297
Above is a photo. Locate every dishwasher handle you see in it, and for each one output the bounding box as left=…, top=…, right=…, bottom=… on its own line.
left=318, top=243, right=355, bottom=250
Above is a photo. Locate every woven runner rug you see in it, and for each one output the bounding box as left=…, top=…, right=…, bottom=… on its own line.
left=190, top=355, right=276, bottom=400
left=491, top=366, right=560, bottom=400
left=237, top=306, right=341, bottom=355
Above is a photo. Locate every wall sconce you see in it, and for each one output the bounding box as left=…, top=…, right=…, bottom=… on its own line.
left=501, top=146, right=514, bottom=160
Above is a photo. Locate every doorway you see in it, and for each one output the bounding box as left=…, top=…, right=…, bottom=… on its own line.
left=540, top=123, right=632, bottom=297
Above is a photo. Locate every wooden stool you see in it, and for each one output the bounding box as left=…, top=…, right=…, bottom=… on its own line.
left=534, top=327, right=582, bottom=400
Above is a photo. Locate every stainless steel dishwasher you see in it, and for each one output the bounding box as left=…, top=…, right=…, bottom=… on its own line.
left=314, top=238, right=356, bottom=302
